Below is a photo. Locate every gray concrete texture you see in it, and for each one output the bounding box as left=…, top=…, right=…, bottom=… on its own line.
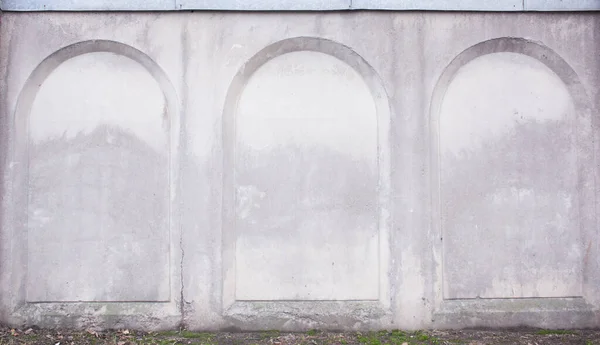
left=0, top=11, right=599, bottom=331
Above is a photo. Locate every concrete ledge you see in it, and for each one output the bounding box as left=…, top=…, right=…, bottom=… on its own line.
left=9, top=302, right=181, bottom=330
left=222, top=301, right=391, bottom=331
left=433, top=298, right=599, bottom=329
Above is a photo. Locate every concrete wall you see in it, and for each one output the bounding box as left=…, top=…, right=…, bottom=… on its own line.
left=0, top=11, right=599, bottom=331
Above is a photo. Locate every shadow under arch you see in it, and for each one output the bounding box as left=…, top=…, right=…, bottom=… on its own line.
left=10, top=39, right=180, bottom=304
left=429, top=37, right=596, bottom=320
left=220, top=36, right=393, bottom=316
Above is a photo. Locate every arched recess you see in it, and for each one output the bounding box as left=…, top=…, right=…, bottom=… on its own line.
left=430, top=37, right=594, bottom=302
left=222, top=37, right=391, bottom=312
left=14, top=40, right=178, bottom=302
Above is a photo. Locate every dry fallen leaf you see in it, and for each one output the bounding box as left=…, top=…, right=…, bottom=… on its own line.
left=122, top=329, right=130, bottom=335
left=117, top=342, right=126, bottom=345
left=24, top=328, right=33, bottom=335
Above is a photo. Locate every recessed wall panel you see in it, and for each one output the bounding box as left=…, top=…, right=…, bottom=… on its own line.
left=234, top=51, right=379, bottom=301
left=26, top=51, right=170, bottom=302
left=440, top=52, right=582, bottom=299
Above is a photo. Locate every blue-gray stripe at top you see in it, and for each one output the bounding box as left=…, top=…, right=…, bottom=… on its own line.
left=1, top=0, right=599, bottom=11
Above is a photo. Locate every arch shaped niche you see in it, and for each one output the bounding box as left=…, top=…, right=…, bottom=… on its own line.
left=223, top=37, right=391, bottom=304
left=431, top=38, right=594, bottom=300
left=16, top=40, right=178, bottom=302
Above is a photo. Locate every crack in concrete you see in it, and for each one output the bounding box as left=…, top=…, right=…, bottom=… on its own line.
left=179, top=228, right=185, bottom=330
left=178, top=20, right=189, bottom=332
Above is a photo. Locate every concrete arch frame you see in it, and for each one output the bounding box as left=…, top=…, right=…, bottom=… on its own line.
left=4, top=39, right=182, bottom=329
left=221, top=36, right=393, bottom=330
left=429, top=37, right=598, bottom=329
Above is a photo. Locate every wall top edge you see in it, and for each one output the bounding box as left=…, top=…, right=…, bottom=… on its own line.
left=1, top=0, right=599, bottom=11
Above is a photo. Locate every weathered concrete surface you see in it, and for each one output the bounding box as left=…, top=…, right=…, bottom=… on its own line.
left=0, top=11, right=598, bottom=331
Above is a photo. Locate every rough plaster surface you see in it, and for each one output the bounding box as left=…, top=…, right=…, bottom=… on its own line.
left=0, top=11, right=599, bottom=331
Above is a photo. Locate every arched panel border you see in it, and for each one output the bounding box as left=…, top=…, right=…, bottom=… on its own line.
left=221, top=36, right=393, bottom=329
left=429, top=37, right=597, bottom=328
left=7, top=39, right=181, bottom=328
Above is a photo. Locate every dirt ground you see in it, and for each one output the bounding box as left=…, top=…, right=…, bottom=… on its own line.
left=1, top=327, right=600, bottom=345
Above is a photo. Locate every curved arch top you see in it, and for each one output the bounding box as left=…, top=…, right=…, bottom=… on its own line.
left=15, top=39, right=178, bottom=129
left=430, top=37, right=590, bottom=121
left=224, top=36, right=390, bottom=119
